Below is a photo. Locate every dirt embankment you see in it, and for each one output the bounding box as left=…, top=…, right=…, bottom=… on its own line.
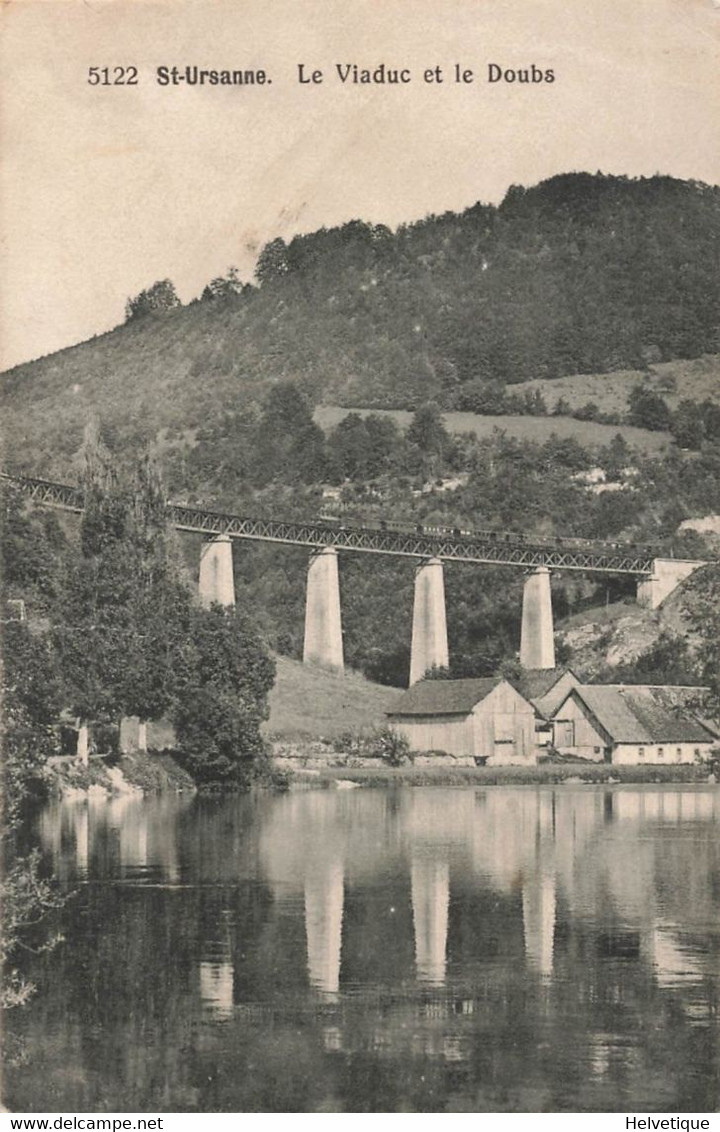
left=47, top=750, right=195, bottom=798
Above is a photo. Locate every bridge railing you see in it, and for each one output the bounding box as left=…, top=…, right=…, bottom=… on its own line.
left=2, top=472, right=656, bottom=574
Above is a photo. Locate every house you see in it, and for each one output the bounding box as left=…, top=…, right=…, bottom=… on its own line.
left=514, top=667, right=582, bottom=719
left=551, top=684, right=717, bottom=765
left=386, top=677, right=538, bottom=765
left=512, top=668, right=582, bottom=752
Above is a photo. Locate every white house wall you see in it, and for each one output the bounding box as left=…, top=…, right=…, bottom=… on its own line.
left=611, top=741, right=712, bottom=766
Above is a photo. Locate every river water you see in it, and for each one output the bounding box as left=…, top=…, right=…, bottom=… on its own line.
left=5, top=785, right=719, bottom=1113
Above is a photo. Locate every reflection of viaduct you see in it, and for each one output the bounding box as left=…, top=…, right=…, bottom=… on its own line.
left=39, top=787, right=717, bottom=1016
left=256, top=788, right=717, bottom=1002
left=4, top=472, right=706, bottom=681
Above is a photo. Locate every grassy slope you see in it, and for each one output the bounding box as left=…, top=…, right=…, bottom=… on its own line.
left=314, top=406, right=672, bottom=453
left=263, top=654, right=401, bottom=740
left=511, top=355, right=720, bottom=417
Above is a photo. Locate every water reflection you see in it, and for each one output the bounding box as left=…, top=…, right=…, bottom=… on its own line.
left=6, top=786, right=719, bottom=1113
left=411, top=856, right=449, bottom=985
left=305, top=859, right=344, bottom=999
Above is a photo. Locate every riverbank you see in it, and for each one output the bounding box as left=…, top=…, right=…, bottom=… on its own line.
left=287, top=762, right=715, bottom=788
left=46, top=750, right=196, bottom=797
left=45, top=748, right=716, bottom=797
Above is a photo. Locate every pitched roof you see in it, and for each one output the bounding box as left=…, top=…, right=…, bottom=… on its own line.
left=387, top=676, right=511, bottom=717
left=562, top=684, right=715, bottom=744
left=513, top=667, right=579, bottom=702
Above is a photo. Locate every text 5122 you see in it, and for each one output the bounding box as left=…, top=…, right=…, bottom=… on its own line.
left=87, top=66, right=139, bottom=85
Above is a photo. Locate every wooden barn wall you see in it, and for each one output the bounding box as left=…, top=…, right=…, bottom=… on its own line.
left=391, top=714, right=472, bottom=756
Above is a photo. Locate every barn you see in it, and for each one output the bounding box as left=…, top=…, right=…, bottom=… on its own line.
left=513, top=667, right=582, bottom=754
left=515, top=667, right=582, bottom=719
left=551, top=684, right=717, bottom=765
left=386, top=677, right=538, bottom=765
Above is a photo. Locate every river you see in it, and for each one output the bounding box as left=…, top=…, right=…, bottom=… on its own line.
left=5, top=785, right=719, bottom=1113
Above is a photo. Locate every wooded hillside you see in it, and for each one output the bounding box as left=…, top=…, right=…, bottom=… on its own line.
left=2, top=172, right=718, bottom=476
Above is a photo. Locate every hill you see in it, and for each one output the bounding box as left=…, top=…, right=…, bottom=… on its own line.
left=314, top=406, right=672, bottom=454
left=262, top=654, right=401, bottom=739
left=510, top=355, right=720, bottom=420
left=2, top=172, right=719, bottom=477
left=555, top=562, right=720, bottom=680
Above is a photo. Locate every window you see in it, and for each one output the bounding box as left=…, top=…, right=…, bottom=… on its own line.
left=658, top=747, right=664, bottom=759
left=695, top=748, right=701, bottom=758
left=676, top=748, right=682, bottom=762
left=594, top=746, right=601, bottom=755
left=638, top=747, right=645, bottom=760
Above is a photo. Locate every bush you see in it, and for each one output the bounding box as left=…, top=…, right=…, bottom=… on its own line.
left=373, top=727, right=412, bottom=767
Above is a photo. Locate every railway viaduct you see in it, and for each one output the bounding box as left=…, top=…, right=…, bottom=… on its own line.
left=3, top=473, right=706, bottom=688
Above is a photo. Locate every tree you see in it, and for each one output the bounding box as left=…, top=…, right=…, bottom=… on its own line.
left=201, top=266, right=248, bottom=301
left=253, top=383, right=327, bottom=485
left=701, top=400, right=720, bottom=442
left=172, top=605, right=276, bottom=787
left=125, top=279, right=180, bottom=322
left=2, top=623, right=62, bottom=831
left=627, top=385, right=671, bottom=431
left=254, top=238, right=290, bottom=285
left=1, top=586, right=66, bottom=1008
left=406, top=402, right=450, bottom=478
left=670, top=400, right=705, bottom=450
left=54, top=454, right=191, bottom=728
left=327, top=413, right=398, bottom=481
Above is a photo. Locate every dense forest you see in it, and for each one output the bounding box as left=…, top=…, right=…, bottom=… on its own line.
left=2, top=173, right=719, bottom=473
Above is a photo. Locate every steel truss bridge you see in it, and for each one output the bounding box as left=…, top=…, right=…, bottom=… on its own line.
left=3, top=472, right=660, bottom=576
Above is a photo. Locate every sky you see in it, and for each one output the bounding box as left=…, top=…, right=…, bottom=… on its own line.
left=1, top=0, right=719, bottom=372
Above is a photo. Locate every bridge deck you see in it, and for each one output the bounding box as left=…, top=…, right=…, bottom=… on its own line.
left=3, top=472, right=657, bottom=575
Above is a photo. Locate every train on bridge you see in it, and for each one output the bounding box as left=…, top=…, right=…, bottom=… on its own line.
left=2, top=470, right=667, bottom=564
left=318, top=512, right=665, bottom=559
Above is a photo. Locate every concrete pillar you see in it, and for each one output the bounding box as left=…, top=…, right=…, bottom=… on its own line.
left=119, top=716, right=147, bottom=754
left=303, top=547, right=344, bottom=672
left=198, top=534, right=235, bottom=608
left=305, top=859, right=344, bottom=999
left=411, top=856, right=450, bottom=985
left=636, top=558, right=707, bottom=610
left=76, top=722, right=89, bottom=766
left=409, top=557, right=449, bottom=685
left=520, top=567, right=555, bottom=670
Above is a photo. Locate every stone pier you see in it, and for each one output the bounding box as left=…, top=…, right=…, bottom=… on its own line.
left=520, top=567, right=555, bottom=670
left=198, top=534, right=236, bottom=608
left=409, top=557, right=449, bottom=685
left=636, top=558, right=707, bottom=610
left=303, top=547, right=344, bottom=672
